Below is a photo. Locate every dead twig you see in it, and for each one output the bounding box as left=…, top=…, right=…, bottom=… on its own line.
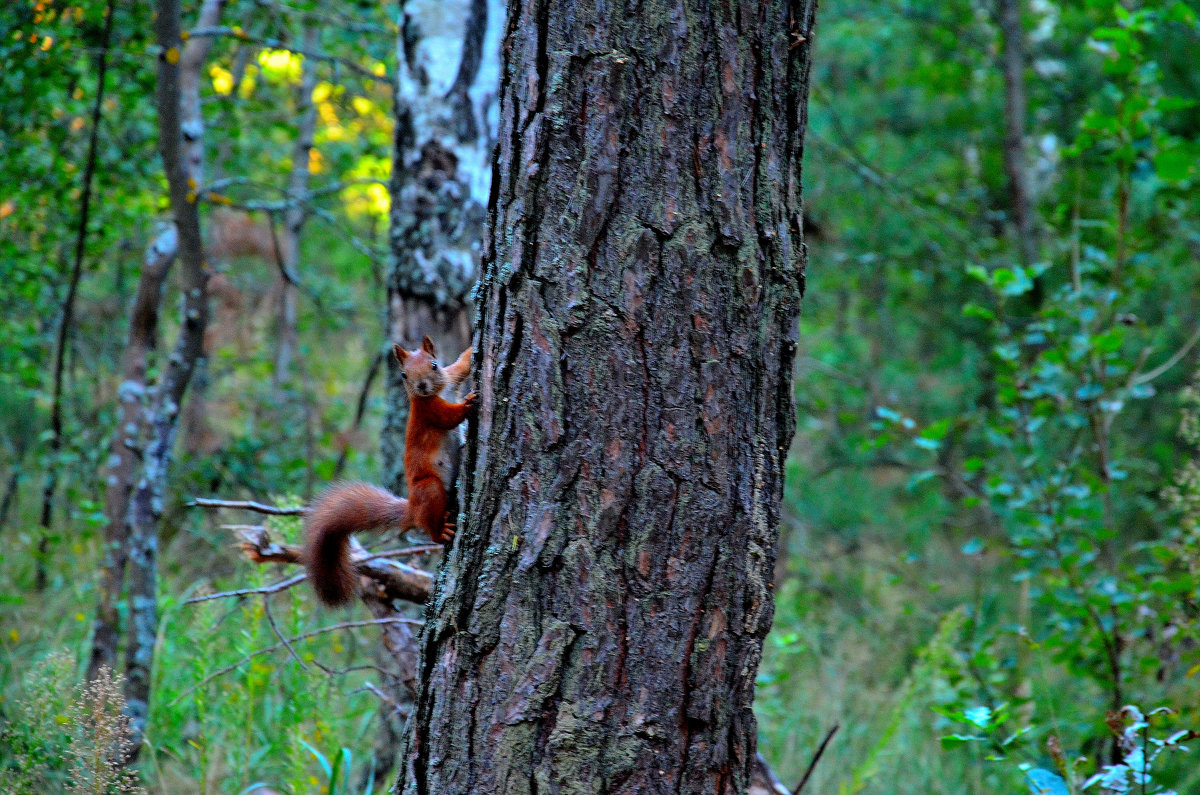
left=263, top=594, right=308, bottom=670
left=188, top=497, right=308, bottom=515
left=185, top=573, right=308, bottom=605
left=793, top=723, right=840, bottom=795
left=169, top=617, right=422, bottom=705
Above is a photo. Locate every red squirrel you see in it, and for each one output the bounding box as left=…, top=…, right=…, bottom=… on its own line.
left=302, top=336, right=475, bottom=605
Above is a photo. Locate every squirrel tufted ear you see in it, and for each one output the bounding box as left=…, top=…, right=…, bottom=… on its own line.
left=392, top=343, right=408, bottom=363
left=421, top=335, right=438, bottom=357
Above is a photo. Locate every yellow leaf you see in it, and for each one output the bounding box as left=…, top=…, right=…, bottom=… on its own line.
left=1188, top=663, right=1200, bottom=678
left=75, top=612, right=84, bottom=622
left=8, top=629, right=17, bottom=643
left=165, top=47, right=179, bottom=65
left=0, top=200, right=14, bottom=219
left=40, top=36, right=53, bottom=51
left=210, top=64, right=233, bottom=95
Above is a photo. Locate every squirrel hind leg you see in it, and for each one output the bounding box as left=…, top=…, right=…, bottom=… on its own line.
left=409, top=479, right=450, bottom=544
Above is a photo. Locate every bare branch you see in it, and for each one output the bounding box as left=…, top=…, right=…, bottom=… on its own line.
left=168, top=617, right=423, bottom=705
left=188, top=497, right=308, bottom=515
left=232, top=524, right=434, bottom=604
left=792, top=723, right=840, bottom=795
left=184, top=573, right=307, bottom=605
left=263, top=593, right=308, bottom=669
left=1131, top=324, right=1200, bottom=387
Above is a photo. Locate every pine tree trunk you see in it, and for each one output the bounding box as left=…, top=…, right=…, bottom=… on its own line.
left=396, top=0, right=817, bottom=790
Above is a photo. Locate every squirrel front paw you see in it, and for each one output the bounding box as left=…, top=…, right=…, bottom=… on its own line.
left=464, top=392, right=479, bottom=410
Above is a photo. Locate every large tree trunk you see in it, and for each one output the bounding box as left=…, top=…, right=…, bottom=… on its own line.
left=396, top=0, right=817, bottom=790
left=381, top=0, right=502, bottom=493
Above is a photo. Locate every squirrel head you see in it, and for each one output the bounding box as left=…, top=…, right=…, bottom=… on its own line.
left=393, top=335, right=447, bottom=398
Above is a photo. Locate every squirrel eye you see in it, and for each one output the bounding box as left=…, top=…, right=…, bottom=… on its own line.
left=430, top=362, right=438, bottom=370
left=399, top=371, right=407, bottom=379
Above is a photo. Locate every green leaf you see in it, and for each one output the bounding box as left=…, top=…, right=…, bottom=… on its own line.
left=963, top=705, right=992, bottom=728
left=962, top=303, right=996, bottom=321
left=299, top=738, right=332, bottom=778
left=1154, top=144, right=1194, bottom=182
left=1168, top=1, right=1198, bottom=25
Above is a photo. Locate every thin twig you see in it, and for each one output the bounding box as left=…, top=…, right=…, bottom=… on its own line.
left=185, top=573, right=307, bottom=604
left=793, top=723, right=840, bottom=795
left=359, top=545, right=444, bottom=562
left=188, top=497, right=308, bottom=515
left=359, top=681, right=406, bottom=715
left=168, top=617, right=423, bottom=705
left=1131, top=324, right=1200, bottom=386
left=333, top=350, right=384, bottom=479
left=262, top=594, right=308, bottom=669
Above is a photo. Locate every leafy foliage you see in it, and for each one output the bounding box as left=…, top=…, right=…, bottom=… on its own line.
left=2, top=0, right=1199, bottom=792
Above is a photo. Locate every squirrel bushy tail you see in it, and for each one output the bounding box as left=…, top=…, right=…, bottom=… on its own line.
left=303, top=482, right=410, bottom=606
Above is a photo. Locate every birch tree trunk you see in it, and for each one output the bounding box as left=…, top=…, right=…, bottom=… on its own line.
left=122, top=0, right=221, bottom=753
left=86, top=222, right=177, bottom=682
left=397, top=0, right=817, bottom=790
left=381, top=0, right=502, bottom=493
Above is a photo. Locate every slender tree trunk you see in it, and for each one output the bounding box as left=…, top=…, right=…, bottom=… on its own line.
left=381, top=0, right=502, bottom=493
left=273, top=24, right=318, bottom=383
left=36, top=0, right=118, bottom=591
left=997, top=0, right=1036, bottom=269
left=86, top=223, right=178, bottom=682
left=123, top=0, right=221, bottom=754
left=397, top=0, right=817, bottom=790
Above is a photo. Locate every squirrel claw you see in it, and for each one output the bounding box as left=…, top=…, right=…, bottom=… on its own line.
left=436, top=522, right=456, bottom=544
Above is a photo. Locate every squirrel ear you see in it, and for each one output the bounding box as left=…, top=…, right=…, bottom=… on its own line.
left=422, top=335, right=438, bottom=357
left=392, top=344, right=408, bottom=363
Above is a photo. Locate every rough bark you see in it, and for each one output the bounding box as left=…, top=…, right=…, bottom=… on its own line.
left=123, top=0, right=221, bottom=753
left=381, top=0, right=502, bottom=493
left=86, top=222, right=178, bottom=682
left=397, top=0, right=817, bottom=790
left=997, top=0, right=1037, bottom=269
